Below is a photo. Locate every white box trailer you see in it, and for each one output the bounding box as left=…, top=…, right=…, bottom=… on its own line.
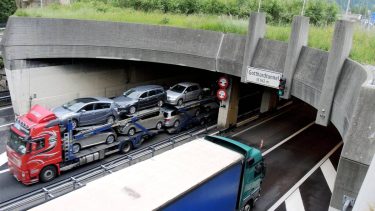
left=32, top=136, right=265, bottom=211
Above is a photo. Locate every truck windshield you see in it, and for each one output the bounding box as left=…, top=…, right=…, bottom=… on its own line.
left=8, top=131, right=28, bottom=155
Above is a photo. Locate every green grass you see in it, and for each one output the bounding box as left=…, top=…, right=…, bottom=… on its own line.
left=14, top=3, right=375, bottom=64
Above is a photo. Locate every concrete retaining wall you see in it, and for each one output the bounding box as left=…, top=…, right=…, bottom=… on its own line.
left=1, top=16, right=375, bottom=210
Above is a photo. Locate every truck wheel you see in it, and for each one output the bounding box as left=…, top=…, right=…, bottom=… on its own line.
left=156, top=121, right=163, bottom=130
left=243, top=199, right=254, bottom=211
left=107, top=116, right=115, bottom=124
left=128, top=128, right=136, bottom=136
left=177, top=99, right=183, bottom=106
left=129, top=106, right=136, bottom=114
left=173, top=120, right=180, bottom=128
left=121, top=141, right=133, bottom=154
left=40, top=165, right=57, bottom=183
left=72, top=144, right=81, bottom=154
left=106, top=134, right=116, bottom=144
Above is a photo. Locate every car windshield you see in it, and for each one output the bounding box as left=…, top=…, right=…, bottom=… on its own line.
left=8, top=131, right=28, bottom=155
left=123, top=89, right=140, bottom=99
left=63, top=98, right=95, bottom=112
left=170, top=85, right=186, bottom=93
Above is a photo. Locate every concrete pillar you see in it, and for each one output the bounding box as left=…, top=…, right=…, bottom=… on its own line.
left=330, top=78, right=375, bottom=210
left=241, top=12, right=266, bottom=83
left=282, top=16, right=309, bottom=99
left=260, top=87, right=277, bottom=113
left=217, top=77, right=239, bottom=129
left=316, top=20, right=354, bottom=126
left=353, top=156, right=375, bottom=211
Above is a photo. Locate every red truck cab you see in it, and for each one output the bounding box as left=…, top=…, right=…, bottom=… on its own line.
left=7, top=105, right=63, bottom=185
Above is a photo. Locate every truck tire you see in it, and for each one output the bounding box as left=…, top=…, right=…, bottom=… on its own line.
left=72, top=144, right=81, bottom=154
left=120, top=141, right=133, bottom=154
left=40, top=165, right=57, bottom=183
left=243, top=199, right=254, bottom=211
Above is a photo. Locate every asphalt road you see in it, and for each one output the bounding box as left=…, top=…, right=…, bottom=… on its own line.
left=223, top=103, right=342, bottom=211
left=0, top=100, right=342, bottom=211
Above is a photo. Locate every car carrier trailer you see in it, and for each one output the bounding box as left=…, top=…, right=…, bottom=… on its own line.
left=6, top=98, right=218, bottom=185
left=32, top=136, right=265, bottom=211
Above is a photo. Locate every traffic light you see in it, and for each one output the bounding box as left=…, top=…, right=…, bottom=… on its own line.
left=278, top=78, right=286, bottom=96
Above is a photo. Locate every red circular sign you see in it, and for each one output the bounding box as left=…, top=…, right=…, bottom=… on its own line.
left=217, top=89, right=228, bottom=101
left=218, top=76, right=229, bottom=89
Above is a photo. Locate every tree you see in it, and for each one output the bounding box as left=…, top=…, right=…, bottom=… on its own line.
left=0, top=0, right=17, bottom=24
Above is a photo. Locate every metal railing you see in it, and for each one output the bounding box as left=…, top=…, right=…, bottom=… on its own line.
left=0, top=124, right=218, bottom=211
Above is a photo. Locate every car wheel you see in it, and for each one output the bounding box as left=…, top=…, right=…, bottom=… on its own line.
left=107, top=115, right=115, bottom=124
left=40, top=165, right=57, bottom=183
left=72, top=144, right=81, bottom=154
left=177, top=99, right=183, bottom=106
left=156, top=121, right=163, bottom=130
left=173, top=120, right=180, bottom=128
left=157, top=100, right=164, bottom=107
left=120, top=141, right=133, bottom=154
left=71, top=119, right=78, bottom=129
left=128, top=127, right=136, bottom=136
left=195, top=109, right=200, bottom=117
left=106, top=134, right=116, bottom=144
left=198, top=94, right=203, bottom=100
left=129, top=106, right=136, bottom=114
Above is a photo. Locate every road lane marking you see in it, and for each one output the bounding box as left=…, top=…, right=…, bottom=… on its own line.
left=0, top=106, right=13, bottom=111
left=262, top=122, right=315, bottom=156
left=320, top=159, right=337, bottom=192
left=0, top=153, right=7, bottom=168
left=285, top=188, right=305, bottom=211
left=0, top=168, right=9, bottom=174
left=232, top=109, right=291, bottom=137
left=0, top=122, right=13, bottom=128
left=268, top=142, right=343, bottom=211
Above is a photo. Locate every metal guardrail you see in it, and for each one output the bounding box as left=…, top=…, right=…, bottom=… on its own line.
left=0, top=124, right=218, bottom=211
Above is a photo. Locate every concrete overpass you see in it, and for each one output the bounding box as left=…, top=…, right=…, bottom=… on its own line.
left=1, top=14, right=375, bottom=210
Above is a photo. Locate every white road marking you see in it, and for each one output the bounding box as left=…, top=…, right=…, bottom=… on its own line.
left=0, top=106, right=13, bottom=111
left=320, top=159, right=337, bottom=192
left=232, top=109, right=290, bottom=137
left=268, top=142, right=343, bottom=211
left=0, top=168, right=9, bottom=174
left=0, top=152, right=8, bottom=169
left=0, top=122, right=13, bottom=128
left=285, top=188, right=305, bottom=211
left=277, top=101, right=293, bottom=110
left=262, top=122, right=315, bottom=156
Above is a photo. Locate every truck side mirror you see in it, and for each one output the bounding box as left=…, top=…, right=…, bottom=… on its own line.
left=31, top=142, right=37, bottom=151
left=246, top=158, right=254, bottom=166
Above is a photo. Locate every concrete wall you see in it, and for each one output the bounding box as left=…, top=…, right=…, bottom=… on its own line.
left=1, top=16, right=375, bottom=209
left=5, top=60, right=200, bottom=114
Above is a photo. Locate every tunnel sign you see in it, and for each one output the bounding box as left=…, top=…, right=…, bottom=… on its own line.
left=216, top=89, right=228, bottom=101
left=218, top=76, right=229, bottom=89
left=245, top=66, right=282, bottom=89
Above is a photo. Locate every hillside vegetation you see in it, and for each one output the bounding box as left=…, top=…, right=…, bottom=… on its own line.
left=14, top=1, right=375, bottom=64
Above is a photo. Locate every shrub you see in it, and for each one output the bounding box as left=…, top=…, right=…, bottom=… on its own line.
left=0, top=0, right=17, bottom=23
